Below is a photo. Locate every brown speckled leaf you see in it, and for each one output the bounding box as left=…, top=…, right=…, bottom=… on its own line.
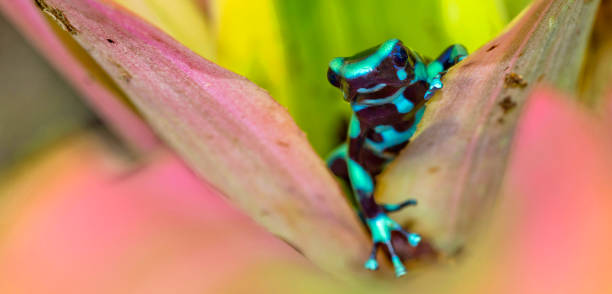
left=32, top=0, right=368, bottom=277
left=377, top=0, right=600, bottom=253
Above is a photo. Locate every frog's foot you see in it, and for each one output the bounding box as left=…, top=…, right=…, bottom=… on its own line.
left=424, top=74, right=443, bottom=99
left=364, top=212, right=421, bottom=277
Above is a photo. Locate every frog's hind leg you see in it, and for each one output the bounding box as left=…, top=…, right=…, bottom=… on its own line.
left=326, top=143, right=350, bottom=183
left=326, top=144, right=365, bottom=222
left=345, top=157, right=421, bottom=277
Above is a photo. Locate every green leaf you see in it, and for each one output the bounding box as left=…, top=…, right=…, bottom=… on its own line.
left=275, top=0, right=525, bottom=155
left=439, top=0, right=507, bottom=50
left=503, top=0, right=533, bottom=19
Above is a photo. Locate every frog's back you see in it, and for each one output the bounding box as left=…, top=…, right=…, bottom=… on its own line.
left=352, top=81, right=429, bottom=175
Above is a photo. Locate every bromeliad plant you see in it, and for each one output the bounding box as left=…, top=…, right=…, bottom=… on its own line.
left=1, top=0, right=611, bottom=293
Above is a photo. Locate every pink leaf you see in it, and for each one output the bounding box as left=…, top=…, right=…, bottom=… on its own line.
left=491, top=86, right=612, bottom=294
left=0, top=136, right=316, bottom=293
left=391, top=87, right=612, bottom=293
left=25, top=0, right=367, bottom=276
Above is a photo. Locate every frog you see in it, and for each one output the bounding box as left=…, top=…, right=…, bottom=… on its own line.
left=326, top=39, right=467, bottom=277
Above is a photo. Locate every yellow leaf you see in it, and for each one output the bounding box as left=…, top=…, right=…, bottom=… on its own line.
left=439, top=0, right=508, bottom=51
left=211, top=0, right=290, bottom=106
left=113, top=0, right=215, bottom=58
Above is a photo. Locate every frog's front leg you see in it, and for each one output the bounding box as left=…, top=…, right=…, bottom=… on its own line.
left=423, top=44, right=468, bottom=99
left=433, top=44, right=468, bottom=70
left=347, top=121, right=421, bottom=277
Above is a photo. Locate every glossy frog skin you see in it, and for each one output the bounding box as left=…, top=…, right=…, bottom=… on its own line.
left=326, top=39, right=467, bottom=277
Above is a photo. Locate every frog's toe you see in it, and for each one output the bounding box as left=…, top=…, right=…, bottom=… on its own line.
left=365, top=213, right=421, bottom=277
left=364, top=243, right=380, bottom=271
left=424, top=77, right=443, bottom=99
left=364, top=256, right=379, bottom=271
left=430, top=78, right=443, bottom=89
left=382, top=199, right=417, bottom=213
left=397, top=228, right=422, bottom=247
left=363, top=241, right=406, bottom=277
left=363, top=239, right=407, bottom=277
left=384, top=241, right=407, bottom=277
left=393, top=259, right=407, bottom=277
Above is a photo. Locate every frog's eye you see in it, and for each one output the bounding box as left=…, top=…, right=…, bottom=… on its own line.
left=327, top=68, right=342, bottom=88
left=392, top=46, right=408, bottom=66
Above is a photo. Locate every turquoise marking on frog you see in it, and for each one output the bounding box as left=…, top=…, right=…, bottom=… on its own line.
left=357, top=83, right=387, bottom=93
left=347, top=158, right=374, bottom=193
left=351, top=104, right=367, bottom=112
left=325, top=39, right=467, bottom=277
left=330, top=39, right=400, bottom=79
left=348, top=115, right=361, bottom=139
left=364, top=107, right=425, bottom=155
left=427, top=61, right=444, bottom=79
left=397, top=68, right=408, bottom=81
left=413, top=61, right=428, bottom=81
left=359, top=86, right=407, bottom=106
left=392, top=94, right=414, bottom=113
left=411, top=60, right=445, bottom=99
left=327, top=143, right=347, bottom=163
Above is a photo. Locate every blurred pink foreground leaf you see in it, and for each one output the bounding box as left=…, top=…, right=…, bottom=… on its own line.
left=491, top=87, right=612, bottom=294
left=0, top=136, right=330, bottom=293
left=397, top=86, right=612, bottom=293
left=19, top=0, right=367, bottom=276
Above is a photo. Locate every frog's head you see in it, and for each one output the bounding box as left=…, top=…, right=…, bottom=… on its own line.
left=327, top=39, right=417, bottom=104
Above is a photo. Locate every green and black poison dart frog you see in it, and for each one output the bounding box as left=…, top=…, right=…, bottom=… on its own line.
left=326, top=39, right=467, bottom=277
